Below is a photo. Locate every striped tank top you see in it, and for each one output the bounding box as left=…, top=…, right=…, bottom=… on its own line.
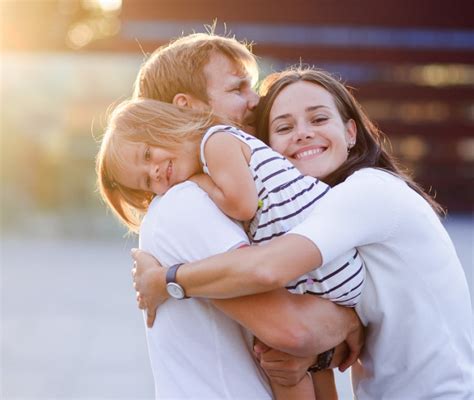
left=201, top=125, right=364, bottom=306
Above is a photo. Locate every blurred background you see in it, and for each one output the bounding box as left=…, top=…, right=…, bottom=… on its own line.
left=1, top=0, right=473, bottom=399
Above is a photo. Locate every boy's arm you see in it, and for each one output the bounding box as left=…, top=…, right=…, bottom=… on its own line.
left=197, top=131, right=258, bottom=221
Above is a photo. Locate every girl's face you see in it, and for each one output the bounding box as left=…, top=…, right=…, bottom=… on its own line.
left=114, top=141, right=201, bottom=196
left=268, top=81, right=356, bottom=179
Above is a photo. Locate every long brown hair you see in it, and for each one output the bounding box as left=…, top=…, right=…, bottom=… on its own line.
left=256, top=67, right=444, bottom=215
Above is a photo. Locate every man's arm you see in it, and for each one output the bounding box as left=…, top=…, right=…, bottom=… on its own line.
left=212, top=289, right=360, bottom=357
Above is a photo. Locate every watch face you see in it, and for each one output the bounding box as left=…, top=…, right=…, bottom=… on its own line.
left=167, top=282, right=185, bottom=299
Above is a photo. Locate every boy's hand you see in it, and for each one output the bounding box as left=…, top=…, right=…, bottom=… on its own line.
left=131, top=248, right=169, bottom=328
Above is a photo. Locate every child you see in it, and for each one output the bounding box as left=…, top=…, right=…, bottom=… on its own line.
left=97, top=98, right=364, bottom=399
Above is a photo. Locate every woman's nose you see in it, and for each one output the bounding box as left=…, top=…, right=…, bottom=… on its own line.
left=294, top=124, right=315, bottom=141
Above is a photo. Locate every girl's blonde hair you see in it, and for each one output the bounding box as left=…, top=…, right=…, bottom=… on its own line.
left=96, top=98, right=227, bottom=232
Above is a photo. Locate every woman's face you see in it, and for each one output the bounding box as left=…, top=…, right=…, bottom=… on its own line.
left=268, top=81, right=356, bottom=179
left=114, top=141, right=200, bottom=196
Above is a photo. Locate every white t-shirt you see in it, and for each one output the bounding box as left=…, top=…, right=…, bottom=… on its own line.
left=139, top=181, right=272, bottom=400
left=291, top=168, right=473, bottom=400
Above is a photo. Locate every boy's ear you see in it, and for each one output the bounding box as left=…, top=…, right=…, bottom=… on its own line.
left=172, top=93, right=206, bottom=110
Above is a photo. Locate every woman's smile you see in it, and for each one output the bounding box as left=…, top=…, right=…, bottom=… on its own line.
left=292, top=145, right=327, bottom=160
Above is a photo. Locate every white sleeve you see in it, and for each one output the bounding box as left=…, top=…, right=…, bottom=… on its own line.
left=290, top=169, right=401, bottom=264
left=139, top=181, right=249, bottom=266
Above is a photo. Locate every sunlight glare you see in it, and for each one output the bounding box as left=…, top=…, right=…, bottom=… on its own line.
left=97, top=0, right=122, bottom=12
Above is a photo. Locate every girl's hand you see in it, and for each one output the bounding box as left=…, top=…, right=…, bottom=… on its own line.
left=131, top=248, right=169, bottom=328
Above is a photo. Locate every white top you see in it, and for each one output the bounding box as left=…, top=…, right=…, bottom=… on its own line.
left=139, top=181, right=272, bottom=400
left=291, top=168, right=473, bottom=400
left=201, top=125, right=365, bottom=306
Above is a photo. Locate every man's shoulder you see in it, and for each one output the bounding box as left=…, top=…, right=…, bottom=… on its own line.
left=141, top=180, right=235, bottom=236
left=139, top=181, right=248, bottom=263
left=147, top=181, right=207, bottom=215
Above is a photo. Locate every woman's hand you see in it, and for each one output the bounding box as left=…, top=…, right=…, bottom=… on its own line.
left=131, top=248, right=169, bottom=328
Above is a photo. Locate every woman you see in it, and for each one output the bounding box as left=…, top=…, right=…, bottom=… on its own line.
left=133, top=68, right=473, bottom=399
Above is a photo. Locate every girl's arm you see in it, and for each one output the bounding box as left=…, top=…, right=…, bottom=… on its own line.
left=312, top=370, right=338, bottom=400
left=270, top=374, right=315, bottom=400
left=193, top=130, right=258, bottom=221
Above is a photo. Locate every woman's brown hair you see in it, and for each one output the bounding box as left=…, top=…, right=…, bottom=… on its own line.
left=256, top=67, right=444, bottom=215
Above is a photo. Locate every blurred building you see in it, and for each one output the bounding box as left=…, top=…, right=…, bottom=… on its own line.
left=1, top=0, right=473, bottom=230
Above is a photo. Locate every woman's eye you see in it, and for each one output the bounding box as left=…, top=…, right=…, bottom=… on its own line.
left=312, top=116, right=328, bottom=124
left=145, top=147, right=151, bottom=161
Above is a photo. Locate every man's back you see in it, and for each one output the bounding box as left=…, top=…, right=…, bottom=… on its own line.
left=139, top=181, right=271, bottom=399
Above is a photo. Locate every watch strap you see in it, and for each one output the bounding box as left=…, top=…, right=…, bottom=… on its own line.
left=166, top=263, right=188, bottom=299
left=308, top=347, right=335, bottom=373
left=166, top=263, right=183, bottom=284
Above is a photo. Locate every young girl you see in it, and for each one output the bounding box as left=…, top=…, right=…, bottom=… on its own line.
left=97, top=98, right=364, bottom=399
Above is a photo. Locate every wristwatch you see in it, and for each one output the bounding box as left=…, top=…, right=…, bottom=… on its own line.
left=166, top=263, right=188, bottom=299
left=307, top=348, right=335, bottom=373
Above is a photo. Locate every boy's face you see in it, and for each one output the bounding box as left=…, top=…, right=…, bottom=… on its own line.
left=202, top=52, right=259, bottom=133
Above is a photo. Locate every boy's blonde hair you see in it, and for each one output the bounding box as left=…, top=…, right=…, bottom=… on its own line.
left=133, top=32, right=258, bottom=103
left=96, top=98, right=226, bottom=232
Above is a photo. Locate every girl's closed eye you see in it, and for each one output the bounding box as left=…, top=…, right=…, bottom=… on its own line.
left=275, top=124, right=292, bottom=134
left=144, top=146, right=151, bottom=161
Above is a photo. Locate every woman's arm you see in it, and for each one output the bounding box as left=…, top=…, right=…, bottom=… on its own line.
left=133, top=234, right=322, bottom=302
left=195, top=130, right=258, bottom=221
left=132, top=248, right=363, bottom=362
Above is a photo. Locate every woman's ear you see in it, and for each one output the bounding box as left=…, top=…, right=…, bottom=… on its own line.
left=345, top=119, right=357, bottom=145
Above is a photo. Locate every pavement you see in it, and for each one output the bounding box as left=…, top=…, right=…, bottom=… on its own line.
left=1, top=214, right=472, bottom=399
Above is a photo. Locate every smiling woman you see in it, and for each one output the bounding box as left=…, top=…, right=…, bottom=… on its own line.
left=268, top=81, right=356, bottom=179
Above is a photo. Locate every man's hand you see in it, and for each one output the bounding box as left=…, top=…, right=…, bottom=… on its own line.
left=253, top=338, right=315, bottom=386
left=131, top=248, right=169, bottom=328
left=339, top=312, right=365, bottom=372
